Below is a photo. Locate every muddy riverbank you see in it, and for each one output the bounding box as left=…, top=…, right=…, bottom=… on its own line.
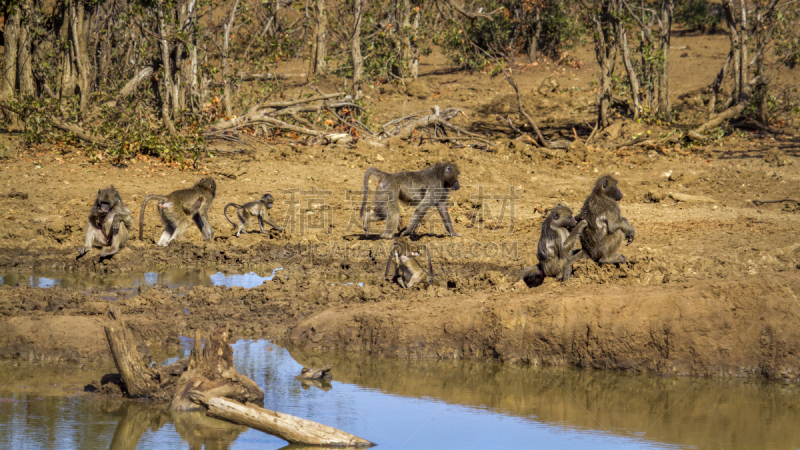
left=1, top=36, right=799, bottom=380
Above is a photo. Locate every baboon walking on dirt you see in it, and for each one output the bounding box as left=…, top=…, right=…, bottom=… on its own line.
left=359, top=162, right=461, bottom=239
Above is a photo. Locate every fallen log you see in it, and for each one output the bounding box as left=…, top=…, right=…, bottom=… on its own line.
left=103, top=306, right=263, bottom=408
left=104, top=306, right=159, bottom=398
left=189, top=391, right=375, bottom=447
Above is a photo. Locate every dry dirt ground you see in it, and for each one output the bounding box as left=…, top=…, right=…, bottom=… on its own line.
left=1, top=32, right=799, bottom=380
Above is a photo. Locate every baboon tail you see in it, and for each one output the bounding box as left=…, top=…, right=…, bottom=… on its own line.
left=424, top=245, right=434, bottom=282
left=223, top=203, right=241, bottom=229
left=384, top=243, right=403, bottom=278
left=360, top=167, right=384, bottom=219
left=139, top=194, right=165, bottom=240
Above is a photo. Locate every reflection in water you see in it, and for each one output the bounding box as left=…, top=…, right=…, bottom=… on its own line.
left=3, top=341, right=800, bottom=449
left=289, top=349, right=800, bottom=450
left=0, top=267, right=284, bottom=291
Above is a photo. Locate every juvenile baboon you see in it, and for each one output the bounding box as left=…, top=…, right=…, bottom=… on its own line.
left=79, top=186, right=133, bottom=257
left=384, top=239, right=434, bottom=288
left=360, top=162, right=461, bottom=239
left=576, top=175, right=635, bottom=264
left=521, top=204, right=586, bottom=287
left=139, top=177, right=216, bottom=247
left=223, top=193, right=283, bottom=236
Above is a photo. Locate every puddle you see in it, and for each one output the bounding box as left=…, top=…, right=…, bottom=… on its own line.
left=0, top=267, right=284, bottom=292
left=2, top=340, right=800, bottom=449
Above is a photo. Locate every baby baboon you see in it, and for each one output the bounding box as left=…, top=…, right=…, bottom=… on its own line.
left=223, top=193, right=283, bottom=236
left=359, top=162, right=461, bottom=239
left=384, top=239, right=434, bottom=288
left=139, top=177, right=216, bottom=247
left=79, top=186, right=133, bottom=257
left=576, top=175, right=635, bottom=264
left=522, top=204, right=586, bottom=287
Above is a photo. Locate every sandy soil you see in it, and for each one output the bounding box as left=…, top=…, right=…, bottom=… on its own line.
left=0, top=32, right=799, bottom=380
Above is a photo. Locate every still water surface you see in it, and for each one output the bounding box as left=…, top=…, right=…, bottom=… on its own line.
left=2, top=339, right=800, bottom=449
left=0, top=268, right=284, bottom=291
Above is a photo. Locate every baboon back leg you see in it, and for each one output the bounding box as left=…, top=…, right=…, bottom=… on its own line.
left=597, top=231, right=626, bottom=264
left=100, top=225, right=128, bottom=257
left=193, top=212, right=213, bottom=240
left=562, top=250, right=587, bottom=281
left=383, top=208, right=401, bottom=239
left=157, top=230, right=172, bottom=247
left=81, top=228, right=103, bottom=255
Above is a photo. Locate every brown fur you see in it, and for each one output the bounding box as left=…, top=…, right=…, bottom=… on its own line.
left=359, top=162, right=461, bottom=239
left=384, top=239, right=434, bottom=288
left=523, top=204, right=587, bottom=287
left=224, top=193, right=282, bottom=236
left=79, top=186, right=133, bottom=257
left=139, top=178, right=216, bottom=246
left=576, top=175, right=635, bottom=264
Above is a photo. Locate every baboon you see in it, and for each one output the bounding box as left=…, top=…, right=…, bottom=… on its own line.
left=576, top=175, right=635, bottom=264
left=384, top=239, right=434, bottom=288
left=359, top=162, right=461, bottom=239
left=139, top=177, right=216, bottom=247
left=224, top=193, right=283, bottom=236
left=521, top=204, right=587, bottom=287
left=79, top=186, right=133, bottom=257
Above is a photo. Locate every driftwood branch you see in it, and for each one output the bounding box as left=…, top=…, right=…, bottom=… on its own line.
left=102, top=307, right=263, bottom=408
left=104, top=306, right=159, bottom=397
left=752, top=199, right=800, bottom=207
left=206, top=92, right=364, bottom=144
left=381, top=106, right=465, bottom=140
left=502, top=70, right=551, bottom=148
left=52, top=117, right=111, bottom=148
left=693, top=102, right=746, bottom=135
left=189, top=391, right=375, bottom=447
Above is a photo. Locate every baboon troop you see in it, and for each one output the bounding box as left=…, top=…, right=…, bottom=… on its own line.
left=525, top=175, right=635, bottom=285
left=360, top=162, right=461, bottom=239
left=224, top=193, right=283, bottom=236
left=78, top=162, right=634, bottom=290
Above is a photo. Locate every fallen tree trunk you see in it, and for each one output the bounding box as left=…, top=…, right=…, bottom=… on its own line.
left=103, top=306, right=263, bottom=407
left=693, top=102, right=747, bottom=135
left=51, top=117, right=111, bottom=148
left=189, top=391, right=375, bottom=447
left=104, top=306, right=159, bottom=397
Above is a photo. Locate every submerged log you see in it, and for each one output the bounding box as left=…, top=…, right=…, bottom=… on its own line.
left=189, top=391, right=375, bottom=447
left=104, top=306, right=159, bottom=398
left=170, top=329, right=264, bottom=410
left=104, top=306, right=263, bottom=408
left=297, top=364, right=333, bottom=380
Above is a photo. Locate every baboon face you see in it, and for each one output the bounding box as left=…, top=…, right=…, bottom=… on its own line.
left=95, top=187, right=120, bottom=214
left=198, top=178, right=217, bottom=196
left=261, top=193, right=275, bottom=209
left=441, top=163, right=461, bottom=191
left=550, top=204, right=577, bottom=229
left=596, top=175, right=623, bottom=201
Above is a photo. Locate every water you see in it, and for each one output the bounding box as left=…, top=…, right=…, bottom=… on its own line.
left=0, top=267, right=284, bottom=291
left=2, top=340, right=800, bottom=449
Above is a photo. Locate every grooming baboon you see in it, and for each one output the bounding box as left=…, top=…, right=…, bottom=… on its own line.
left=384, top=239, right=434, bottom=288
left=223, top=193, right=283, bottom=236
left=521, top=204, right=587, bottom=287
left=360, top=162, right=461, bottom=239
left=576, top=175, right=635, bottom=264
left=139, top=177, right=216, bottom=246
left=79, top=186, right=133, bottom=257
